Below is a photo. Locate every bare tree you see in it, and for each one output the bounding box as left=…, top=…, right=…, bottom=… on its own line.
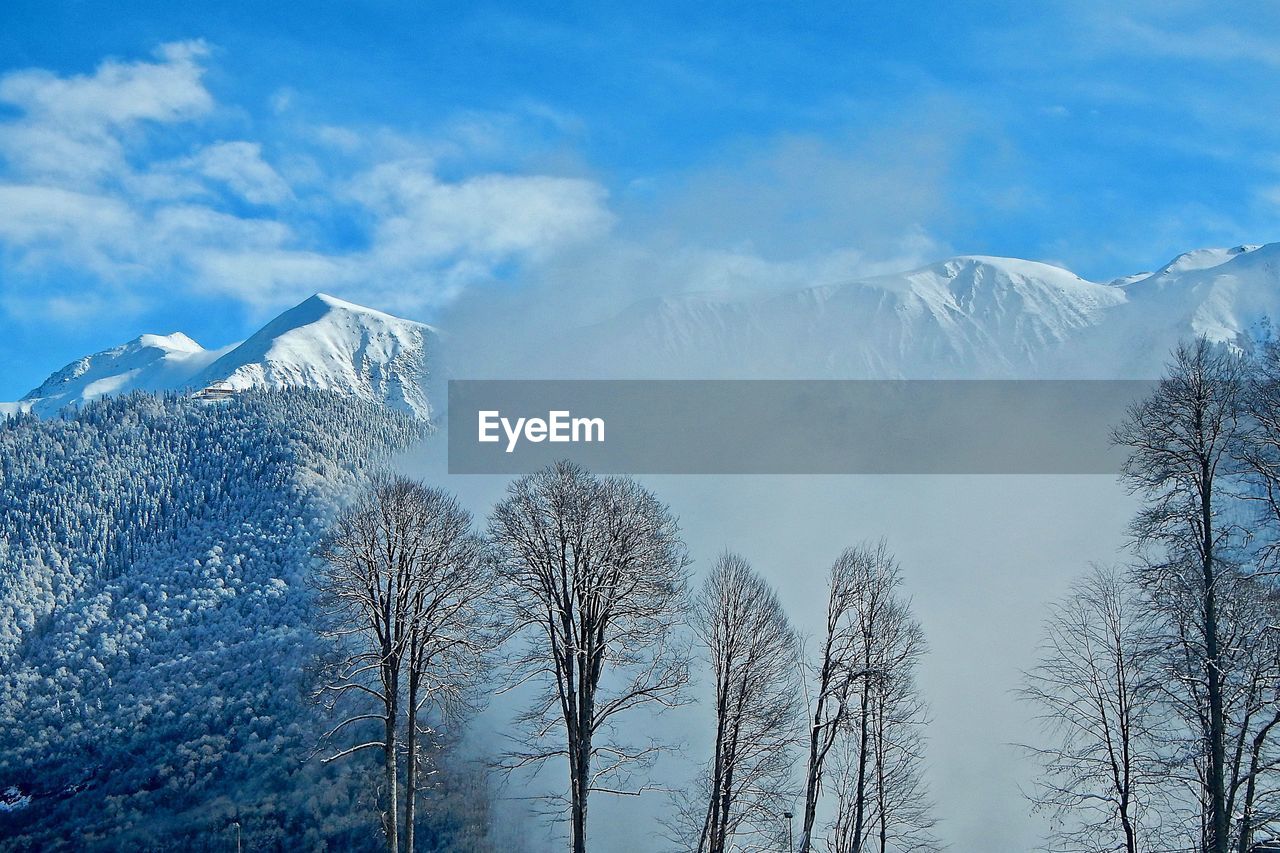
left=797, top=547, right=865, bottom=853
left=797, top=541, right=933, bottom=853
left=400, top=490, right=492, bottom=853
left=679, top=552, right=800, bottom=853
left=825, top=546, right=938, bottom=853
left=488, top=461, right=691, bottom=853
left=1020, top=566, right=1170, bottom=853
left=314, top=476, right=491, bottom=853
left=1221, top=577, right=1280, bottom=853
left=1227, top=342, right=1280, bottom=850
left=1114, top=338, right=1249, bottom=853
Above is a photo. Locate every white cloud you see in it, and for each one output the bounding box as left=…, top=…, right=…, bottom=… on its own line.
left=0, top=41, right=213, bottom=186
left=0, top=185, right=137, bottom=273
left=0, top=42, right=951, bottom=330
left=351, top=161, right=613, bottom=263
left=0, top=41, right=212, bottom=126
left=0, top=43, right=620, bottom=320
left=1107, top=16, right=1280, bottom=68
left=188, top=141, right=293, bottom=205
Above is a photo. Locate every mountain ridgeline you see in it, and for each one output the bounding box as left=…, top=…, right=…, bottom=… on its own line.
left=7, top=244, right=1280, bottom=418
left=567, top=243, right=1280, bottom=379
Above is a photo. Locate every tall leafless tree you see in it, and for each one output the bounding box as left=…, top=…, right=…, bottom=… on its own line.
left=678, top=552, right=800, bottom=853
left=1113, top=338, right=1249, bottom=853
left=796, top=541, right=932, bottom=853
left=797, top=546, right=865, bottom=853
left=488, top=461, right=691, bottom=853
left=1020, top=565, right=1170, bottom=853
left=400, top=490, right=492, bottom=853
left=825, top=546, right=937, bottom=853
left=1228, top=339, right=1280, bottom=850
left=314, top=476, right=491, bottom=853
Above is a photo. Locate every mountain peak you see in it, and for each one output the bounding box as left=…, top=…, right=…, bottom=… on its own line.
left=189, top=293, right=434, bottom=417
left=1152, top=244, right=1263, bottom=277
left=135, top=332, right=203, bottom=353
left=939, top=254, right=1082, bottom=277
left=308, top=291, right=361, bottom=310
left=19, top=331, right=219, bottom=409
left=10, top=296, right=435, bottom=418
left=302, top=292, right=408, bottom=319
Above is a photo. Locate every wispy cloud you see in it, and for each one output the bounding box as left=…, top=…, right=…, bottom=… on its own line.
left=0, top=42, right=615, bottom=321
left=0, top=40, right=957, bottom=334
left=0, top=41, right=213, bottom=185
left=1106, top=15, right=1280, bottom=68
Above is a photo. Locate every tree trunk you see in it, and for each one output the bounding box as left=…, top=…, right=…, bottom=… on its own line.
left=570, top=639, right=592, bottom=853
left=798, top=691, right=827, bottom=853
left=1119, top=784, right=1136, bottom=853
left=1237, top=762, right=1256, bottom=853
left=700, top=675, right=730, bottom=853
left=405, top=667, right=419, bottom=853
left=572, top=725, right=591, bottom=853
left=1120, top=808, right=1136, bottom=853
left=852, top=679, right=870, bottom=853
left=1202, top=466, right=1229, bottom=853
left=715, top=703, right=743, bottom=853
left=385, top=704, right=399, bottom=853
left=876, top=692, right=887, bottom=853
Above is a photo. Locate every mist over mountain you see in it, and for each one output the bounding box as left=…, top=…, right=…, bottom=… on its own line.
left=564, top=243, right=1280, bottom=380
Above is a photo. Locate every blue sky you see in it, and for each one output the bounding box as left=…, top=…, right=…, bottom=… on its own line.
left=3, top=0, right=1280, bottom=398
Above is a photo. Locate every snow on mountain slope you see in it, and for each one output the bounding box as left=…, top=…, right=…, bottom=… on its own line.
left=15, top=332, right=228, bottom=417
left=571, top=255, right=1129, bottom=378
left=8, top=243, right=1280, bottom=411
left=563, top=244, right=1280, bottom=379
left=1075, top=243, right=1280, bottom=376
left=191, top=294, right=435, bottom=418
left=8, top=294, right=436, bottom=418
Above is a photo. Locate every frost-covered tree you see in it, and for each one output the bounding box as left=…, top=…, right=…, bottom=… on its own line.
left=1114, top=340, right=1249, bottom=853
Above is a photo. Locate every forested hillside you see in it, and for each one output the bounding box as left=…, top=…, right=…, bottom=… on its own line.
left=0, top=391, right=487, bottom=851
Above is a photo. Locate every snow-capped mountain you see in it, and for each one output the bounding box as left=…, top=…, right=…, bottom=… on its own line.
left=1083, top=243, right=1280, bottom=373
left=570, top=243, right=1280, bottom=379
left=9, top=243, right=1280, bottom=417
left=5, top=333, right=230, bottom=417
left=189, top=294, right=435, bottom=417
left=9, top=293, right=437, bottom=418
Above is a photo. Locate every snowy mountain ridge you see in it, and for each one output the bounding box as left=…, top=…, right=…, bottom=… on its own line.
left=570, top=243, right=1280, bottom=379
left=8, top=293, right=437, bottom=418
left=8, top=242, right=1280, bottom=417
